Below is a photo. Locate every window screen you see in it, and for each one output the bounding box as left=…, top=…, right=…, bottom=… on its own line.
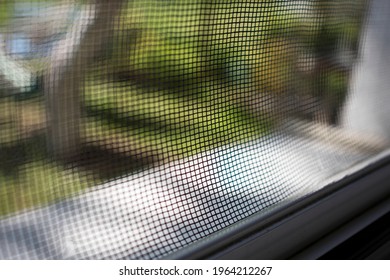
left=0, top=0, right=388, bottom=259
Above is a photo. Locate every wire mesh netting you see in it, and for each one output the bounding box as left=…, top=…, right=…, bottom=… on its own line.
left=0, top=0, right=389, bottom=259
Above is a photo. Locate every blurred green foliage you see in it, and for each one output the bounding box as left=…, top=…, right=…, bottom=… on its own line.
left=0, top=98, right=92, bottom=216
left=0, top=0, right=11, bottom=26
left=103, top=0, right=365, bottom=120
left=0, top=0, right=67, bottom=26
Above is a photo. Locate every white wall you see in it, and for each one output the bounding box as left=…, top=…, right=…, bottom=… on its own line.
left=341, top=0, right=390, bottom=142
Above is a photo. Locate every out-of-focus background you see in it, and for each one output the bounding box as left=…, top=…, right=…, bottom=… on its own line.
left=0, top=0, right=366, bottom=216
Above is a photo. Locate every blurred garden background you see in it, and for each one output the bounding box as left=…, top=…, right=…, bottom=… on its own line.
left=0, top=0, right=366, bottom=215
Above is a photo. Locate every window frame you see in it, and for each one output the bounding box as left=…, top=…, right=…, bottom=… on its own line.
left=165, top=151, right=390, bottom=259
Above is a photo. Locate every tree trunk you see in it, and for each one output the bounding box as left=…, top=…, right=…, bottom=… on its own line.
left=45, top=0, right=126, bottom=161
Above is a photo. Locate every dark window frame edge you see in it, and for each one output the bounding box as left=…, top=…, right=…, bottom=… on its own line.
left=163, top=150, right=390, bottom=259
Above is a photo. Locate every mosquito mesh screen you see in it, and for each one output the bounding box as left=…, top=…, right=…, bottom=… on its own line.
left=0, top=0, right=389, bottom=259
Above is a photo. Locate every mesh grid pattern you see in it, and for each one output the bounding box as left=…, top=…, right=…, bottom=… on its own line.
left=0, top=0, right=388, bottom=259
